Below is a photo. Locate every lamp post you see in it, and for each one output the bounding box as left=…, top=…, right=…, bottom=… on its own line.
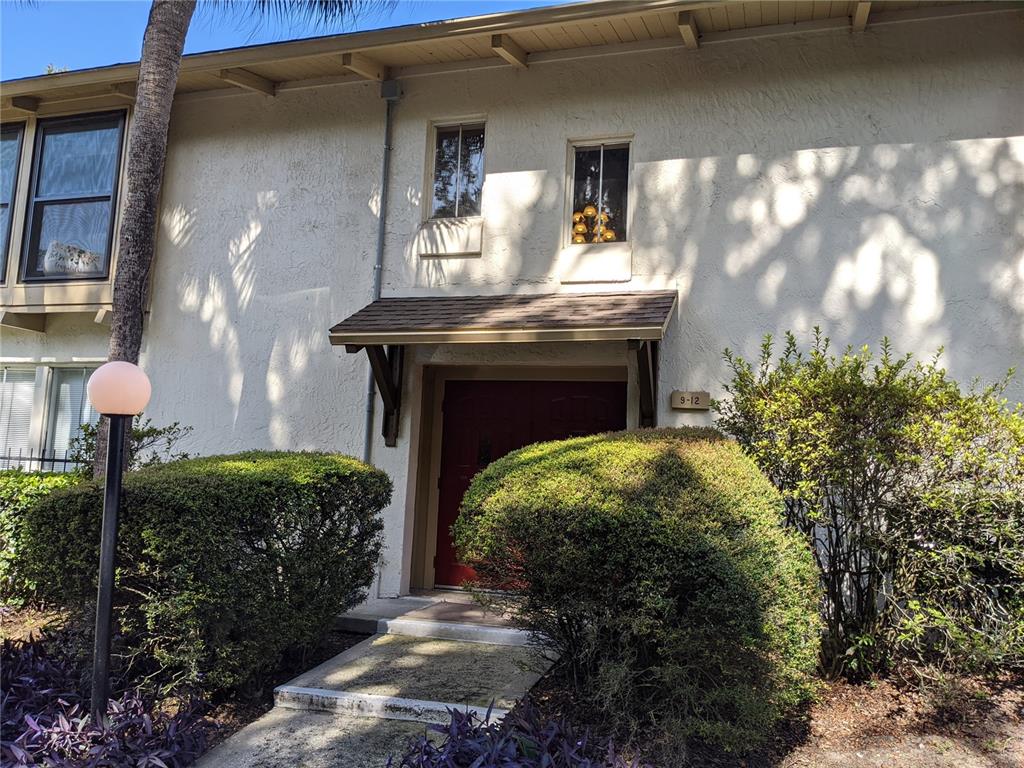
left=86, top=361, right=151, bottom=721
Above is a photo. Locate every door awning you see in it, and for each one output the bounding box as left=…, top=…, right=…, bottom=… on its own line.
left=330, top=290, right=677, bottom=447
left=328, top=290, right=677, bottom=347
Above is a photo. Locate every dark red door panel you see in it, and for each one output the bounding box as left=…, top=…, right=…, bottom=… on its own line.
left=434, top=379, right=626, bottom=587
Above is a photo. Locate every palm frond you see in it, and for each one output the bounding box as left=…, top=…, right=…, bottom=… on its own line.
left=201, top=0, right=398, bottom=33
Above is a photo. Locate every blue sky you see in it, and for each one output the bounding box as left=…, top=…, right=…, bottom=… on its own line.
left=1, top=0, right=571, bottom=81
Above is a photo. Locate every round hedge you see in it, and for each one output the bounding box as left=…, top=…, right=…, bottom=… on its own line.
left=454, top=428, right=821, bottom=754
left=21, top=451, right=390, bottom=694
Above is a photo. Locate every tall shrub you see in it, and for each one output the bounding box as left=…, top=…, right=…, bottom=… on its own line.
left=20, top=451, right=389, bottom=694
left=454, top=429, right=821, bottom=755
left=715, top=331, right=1024, bottom=679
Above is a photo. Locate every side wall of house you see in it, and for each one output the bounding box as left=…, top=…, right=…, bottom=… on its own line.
left=3, top=12, right=1021, bottom=596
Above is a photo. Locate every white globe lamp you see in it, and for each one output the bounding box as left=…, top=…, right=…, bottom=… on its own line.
left=87, top=361, right=151, bottom=415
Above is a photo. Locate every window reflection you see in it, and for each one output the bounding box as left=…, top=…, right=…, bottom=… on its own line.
left=432, top=123, right=484, bottom=219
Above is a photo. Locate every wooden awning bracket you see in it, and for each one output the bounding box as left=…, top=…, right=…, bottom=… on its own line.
left=348, top=344, right=405, bottom=447
left=629, top=339, right=658, bottom=428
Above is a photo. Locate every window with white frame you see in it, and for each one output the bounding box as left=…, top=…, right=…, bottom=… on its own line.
left=430, top=123, right=485, bottom=219
left=21, top=112, right=126, bottom=282
left=1, top=124, right=24, bottom=282
left=0, top=365, right=99, bottom=470
left=569, top=142, right=629, bottom=244
left=46, top=367, right=99, bottom=459
left=0, top=367, right=35, bottom=463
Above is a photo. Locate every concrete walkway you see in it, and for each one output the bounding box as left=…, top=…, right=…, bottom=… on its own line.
left=196, top=592, right=546, bottom=768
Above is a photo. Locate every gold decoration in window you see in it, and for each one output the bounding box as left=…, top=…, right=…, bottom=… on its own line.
left=568, top=203, right=617, bottom=244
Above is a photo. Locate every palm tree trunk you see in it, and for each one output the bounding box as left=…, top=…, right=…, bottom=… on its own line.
left=94, top=0, right=196, bottom=478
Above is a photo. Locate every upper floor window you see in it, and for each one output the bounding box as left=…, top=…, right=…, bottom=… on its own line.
left=431, top=123, right=484, bottom=219
left=570, top=142, right=629, bottom=244
left=1, top=124, right=24, bottom=282
left=21, top=111, right=125, bottom=283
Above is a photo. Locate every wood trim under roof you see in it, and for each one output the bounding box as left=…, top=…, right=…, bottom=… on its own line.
left=329, top=290, right=679, bottom=346
left=2, top=1, right=1019, bottom=115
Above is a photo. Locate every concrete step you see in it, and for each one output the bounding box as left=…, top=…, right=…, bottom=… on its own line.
left=274, top=633, right=547, bottom=723
left=274, top=685, right=505, bottom=724
left=337, top=614, right=531, bottom=646
left=337, top=593, right=530, bottom=646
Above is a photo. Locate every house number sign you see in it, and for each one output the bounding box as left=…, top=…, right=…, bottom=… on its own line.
left=670, top=390, right=710, bottom=411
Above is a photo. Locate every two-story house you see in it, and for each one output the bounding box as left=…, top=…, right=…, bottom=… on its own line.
left=1, top=0, right=1022, bottom=597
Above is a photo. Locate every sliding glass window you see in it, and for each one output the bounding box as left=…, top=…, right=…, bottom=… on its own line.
left=21, top=112, right=125, bottom=282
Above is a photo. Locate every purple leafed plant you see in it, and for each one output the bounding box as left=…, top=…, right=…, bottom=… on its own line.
left=389, top=703, right=646, bottom=768
left=0, top=637, right=209, bottom=767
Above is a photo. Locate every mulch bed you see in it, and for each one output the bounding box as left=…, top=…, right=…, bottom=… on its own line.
left=529, top=667, right=1024, bottom=768
left=0, top=604, right=64, bottom=642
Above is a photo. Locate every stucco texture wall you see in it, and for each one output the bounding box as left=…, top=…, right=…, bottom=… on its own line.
left=3, top=11, right=1021, bottom=596
left=382, top=11, right=1023, bottom=427
left=144, top=82, right=383, bottom=458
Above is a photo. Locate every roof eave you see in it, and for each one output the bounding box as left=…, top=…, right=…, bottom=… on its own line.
left=1, top=0, right=714, bottom=98
left=329, top=324, right=671, bottom=347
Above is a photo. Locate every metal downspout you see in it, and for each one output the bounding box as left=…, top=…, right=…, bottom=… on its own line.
left=364, top=81, right=401, bottom=465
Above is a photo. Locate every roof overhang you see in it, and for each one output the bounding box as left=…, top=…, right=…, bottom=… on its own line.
left=328, top=290, right=678, bottom=348
left=4, top=1, right=1017, bottom=118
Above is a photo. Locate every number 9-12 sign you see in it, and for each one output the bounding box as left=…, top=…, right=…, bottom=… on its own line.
left=670, top=390, right=710, bottom=411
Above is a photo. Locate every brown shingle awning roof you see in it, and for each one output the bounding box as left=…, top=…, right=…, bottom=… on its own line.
left=329, top=290, right=677, bottom=346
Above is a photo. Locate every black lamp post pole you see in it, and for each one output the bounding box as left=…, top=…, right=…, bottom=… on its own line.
left=91, top=412, right=127, bottom=721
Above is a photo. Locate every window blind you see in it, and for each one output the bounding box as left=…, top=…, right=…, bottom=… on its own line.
left=0, top=368, right=35, bottom=458
left=47, top=367, right=98, bottom=457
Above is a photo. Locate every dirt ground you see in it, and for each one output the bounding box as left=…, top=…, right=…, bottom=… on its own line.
left=532, top=669, right=1023, bottom=768
left=768, top=677, right=1023, bottom=768
left=0, top=603, right=64, bottom=641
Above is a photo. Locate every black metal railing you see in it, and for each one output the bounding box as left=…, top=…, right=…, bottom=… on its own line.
left=0, top=448, right=83, bottom=473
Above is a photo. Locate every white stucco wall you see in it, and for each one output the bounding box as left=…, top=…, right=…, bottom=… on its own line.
left=3, top=11, right=1021, bottom=596
left=379, top=11, right=1024, bottom=422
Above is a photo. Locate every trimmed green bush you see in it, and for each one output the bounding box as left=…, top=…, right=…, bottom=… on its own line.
left=21, top=451, right=389, bottom=694
left=454, top=428, right=821, bottom=755
left=0, top=470, right=81, bottom=604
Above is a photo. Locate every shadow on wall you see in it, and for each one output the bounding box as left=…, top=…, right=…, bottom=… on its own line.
left=408, top=167, right=563, bottom=293
left=162, top=130, right=1024, bottom=453
left=636, top=135, right=1023, bottom=401
left=160, top=189, right=361, bottom=455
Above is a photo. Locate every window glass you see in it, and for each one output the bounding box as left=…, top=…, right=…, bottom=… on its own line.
left=570, top=143, right=629, bottom=244
left=32, top=201, right=112, bottom=277
left=47, top=367, right=98, bottom=459
left=22, top=112, right=124, bottom=282
left=0, top=367, right=35, bottom=467
left=431, top=123, right=484, bottom=219
left=1, top=125, right=23, bottom=280
left=38, top=123, right=120, bottom=198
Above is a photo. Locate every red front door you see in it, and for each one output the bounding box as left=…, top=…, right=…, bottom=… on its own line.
left=434, top=379, right=627, bottom=587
